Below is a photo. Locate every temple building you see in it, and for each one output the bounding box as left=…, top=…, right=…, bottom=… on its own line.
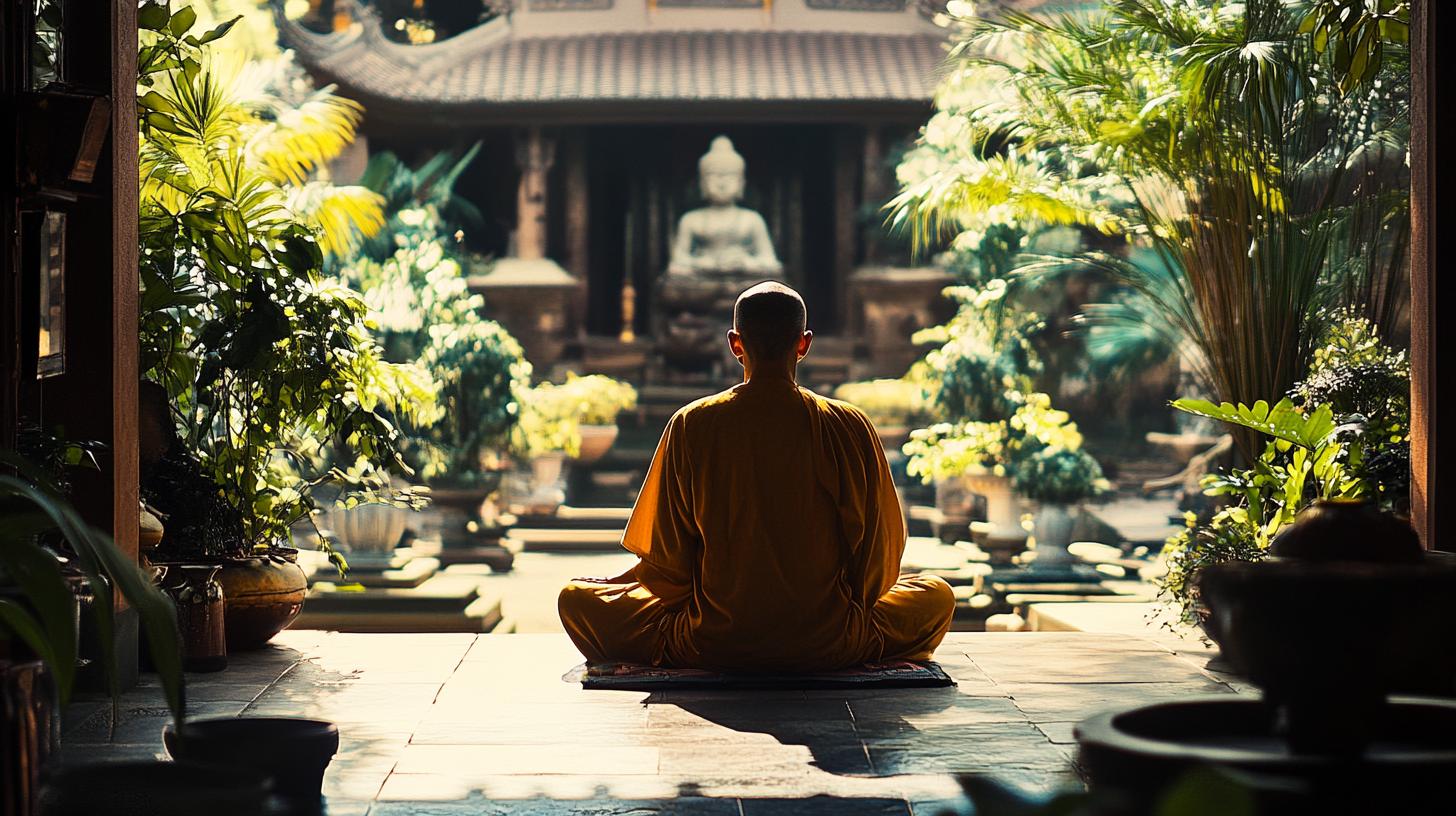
left=280, top=0, right=955, bottom=379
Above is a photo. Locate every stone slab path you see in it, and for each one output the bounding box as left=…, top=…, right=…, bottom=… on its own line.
left=63, top=632, right=1245, bottom=814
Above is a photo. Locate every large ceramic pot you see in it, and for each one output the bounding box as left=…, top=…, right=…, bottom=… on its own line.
left=1270, top=497, right=1422, bottom=562
left=322, top=502, right=411, bottom=565
left=217, top=548, right=307, bottom=651
left=574, top=424, right=620, bottom=464
left=165, top=717, right=339, bottom=804
left=1, top=661, right=57, bottom=816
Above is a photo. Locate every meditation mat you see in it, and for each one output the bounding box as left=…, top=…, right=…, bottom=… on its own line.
left=566, top=660, right=955, bottom=691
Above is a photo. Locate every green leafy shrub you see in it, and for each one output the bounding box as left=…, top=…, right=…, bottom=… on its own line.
left=909, top=280, right=1043, bottom=423
left=136, top=4, right=426, bottom=554
left=1011, top=446, right=1109, bottom=504
left=904, top=391, right=1087, bottom=483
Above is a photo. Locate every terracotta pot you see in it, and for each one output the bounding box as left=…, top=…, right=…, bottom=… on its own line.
left=574, top=423, right=619, bottom=464
left=2, top=661, right=57, bottom=816
left=217, top=549, right=307, bottom=651
left=165, top=717, right=339, bottom=803
left=159, top=564, right=228, bottom=672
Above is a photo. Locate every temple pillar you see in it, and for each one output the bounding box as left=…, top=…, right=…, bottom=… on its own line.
left=832, top=128, right=859, bottom=333
left=470, top=127, right=575, bottom=371
left=514, top=126, right=554, bottom=260
left=563, top=134, right=589, bottom=339
left=861, top=125, right=886, bottom=264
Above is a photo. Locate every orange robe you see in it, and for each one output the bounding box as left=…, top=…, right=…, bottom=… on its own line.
left=558, top=381, right=954, bottom=672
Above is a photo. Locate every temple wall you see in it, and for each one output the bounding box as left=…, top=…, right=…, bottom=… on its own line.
left=511, top=0, right=942, bottom=38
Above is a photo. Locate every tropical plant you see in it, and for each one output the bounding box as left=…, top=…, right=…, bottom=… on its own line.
left=513, top=375, right=639, bottom=459
left=891, top=0, right=1410, bottom=458
left=1012, top=446, right=1109, bottom=504
left=908, top=279, right=1044, bottom=423
left=833, top=379, right=931, bottom=429
left=1, top=451, right=185, bottom=724
left=356, top=146, right=487, bottom=262
left=136, top=4, right=429, bottom=555
left=1159, top=318, right=1408, bottom=626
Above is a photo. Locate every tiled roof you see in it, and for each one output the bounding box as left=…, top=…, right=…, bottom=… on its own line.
left=280, top=16, right=947, bottom=109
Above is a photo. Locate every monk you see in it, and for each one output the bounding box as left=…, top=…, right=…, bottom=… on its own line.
left=558, top=281, right=954, bottom=672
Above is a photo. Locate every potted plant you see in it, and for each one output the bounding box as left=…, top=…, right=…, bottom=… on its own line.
left=2, top=450, right=185, bottom=815
left=905, top=390, right=1088, bottom=555
left=1157, top=314, right=1411, bottom=636
left=137, top=15, right=427, bottom=649
left=1011, top=445, right=1109, bottom=564
left=833, top=378, right=930, bottom=450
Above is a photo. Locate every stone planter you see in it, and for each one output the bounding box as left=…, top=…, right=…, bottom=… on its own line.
left=522, top=452, right=568, bottom=514
left=217, top=549, right=307, bottom=651
left=322, top=503, right=412, bottom=566
left=430, top=482, right=514, bottom=572
left=961, top=472, right=1028, bottom=556
left=1031, top=502, right=1077, bottom=566
left=574, top=424, right=620, bottom=465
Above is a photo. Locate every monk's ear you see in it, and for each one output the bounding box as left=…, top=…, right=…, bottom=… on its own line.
left=727, top=329, right=746, bottom=360
left=797, top=331, right=813, bottom=360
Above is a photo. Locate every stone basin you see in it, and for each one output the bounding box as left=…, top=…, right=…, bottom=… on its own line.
left=1076, top=697, right=1456, bottom=811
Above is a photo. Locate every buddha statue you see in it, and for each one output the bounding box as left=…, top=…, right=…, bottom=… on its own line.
left=667, top=136, right=782, bottom=276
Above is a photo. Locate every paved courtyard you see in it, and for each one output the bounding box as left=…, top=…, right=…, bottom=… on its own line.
left=64, top=632, right=1247, bottom=814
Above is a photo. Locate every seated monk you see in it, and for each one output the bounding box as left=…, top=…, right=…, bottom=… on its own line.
left=558, top=281, right=954, bottom=672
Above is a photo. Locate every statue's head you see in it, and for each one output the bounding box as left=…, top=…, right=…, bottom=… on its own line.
left=698, top=136, right=746, bottom=205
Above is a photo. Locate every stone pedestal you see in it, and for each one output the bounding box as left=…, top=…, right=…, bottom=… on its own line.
left=469, top=257, right=576, bottom=370
left=429, top=486, right=515, bottom=573
left=849, top=266, right=954, bottom=378
left=655, top=270, right=776, bottom=380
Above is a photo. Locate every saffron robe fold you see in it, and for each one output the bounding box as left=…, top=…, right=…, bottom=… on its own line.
left=559, top=381, right=954, bottom=672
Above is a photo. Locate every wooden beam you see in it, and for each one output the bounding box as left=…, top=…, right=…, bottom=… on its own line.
left=1410, top=0, right=1443, bottom=550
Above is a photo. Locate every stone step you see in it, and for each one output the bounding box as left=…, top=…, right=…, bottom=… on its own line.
left=514, top=506, right=630, bottom=530
left=294, top=576, right=504, bottom=633
left=506, top=527, right=626, bottom=553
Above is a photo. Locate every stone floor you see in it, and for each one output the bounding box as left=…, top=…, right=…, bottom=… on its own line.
left=63, top=631, right=1246, bottom=815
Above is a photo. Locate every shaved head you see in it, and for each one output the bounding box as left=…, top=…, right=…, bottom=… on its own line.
left=733, top=281, right=807, bottom=360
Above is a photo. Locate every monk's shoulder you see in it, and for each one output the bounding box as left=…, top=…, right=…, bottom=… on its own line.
left=801, top=389, right=878, bottom=438
left=669, top=388, right=740, bottom=436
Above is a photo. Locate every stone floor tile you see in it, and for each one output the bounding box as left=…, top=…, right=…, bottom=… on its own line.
left=1031, top=721, right=1078, bottom=745
left=410, top=712, right=652, bottom=746
left=395, top=743, right=661, bottom=777
left=657, top=736, right=871, bottom=776
left=970, top=650, right=1214, bottom=684
left=997, top=681, right=1233, bottom=721
left=865, top=722, right=1067, bottom=775
left=324, top=770, right=391, bottom=801
left=739, top=796, right=910, bottom=815
left=850, top=693, right=1028, bottom=739
left=645, top=698, right=852, bottom=729
left=371, top=795, right=741, bottom=815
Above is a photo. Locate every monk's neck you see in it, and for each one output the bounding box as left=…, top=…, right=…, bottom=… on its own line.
left=741, top=362, right=799, bottom=386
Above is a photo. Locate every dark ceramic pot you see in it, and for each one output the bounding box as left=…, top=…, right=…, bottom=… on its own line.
left=37, top=761, right=273, bottom=816
left=1199, top=556, right=1456, bottom=752
left=160, top=563, right=228, bottom=672
left=1, top=661, right=57, bottom=816
left=1270, top=497, right=1422, bottom=562
left=165, top=717, right=340, bottom=802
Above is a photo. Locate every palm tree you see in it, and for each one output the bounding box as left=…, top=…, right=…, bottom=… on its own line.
left=891, top=0, right=1409, bottom=457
